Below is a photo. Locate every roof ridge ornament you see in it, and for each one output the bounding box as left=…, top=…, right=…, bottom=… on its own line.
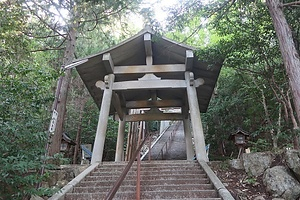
left=138, top=74, right=161, bottom=81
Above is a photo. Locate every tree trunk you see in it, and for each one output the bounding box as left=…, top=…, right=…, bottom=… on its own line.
left=48, top=25, right=77, bottom=156
left=73, top=98, right=86, bottom=164
left=273, top=105, right=282, bottom=149
left=287, top=94, right=300, bottom=149
left=266, top=0, right=300, bottom=127
left=260, top=88, right=277, bottom=148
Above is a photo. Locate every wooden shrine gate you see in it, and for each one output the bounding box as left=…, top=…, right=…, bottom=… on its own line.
left=72, top=27, right=223, bottom=164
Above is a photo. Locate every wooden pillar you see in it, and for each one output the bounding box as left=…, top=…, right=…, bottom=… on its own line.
left=183, top=117, right=194, bottom=160
left=115, top=118, right=126, bottom=162
left=185, top=71, right=208, bottom=162
left=91, top=74, right=115, bottom=164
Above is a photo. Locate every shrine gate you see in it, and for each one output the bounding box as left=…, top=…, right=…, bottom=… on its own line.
left=73, top=28, right=222, bottom=164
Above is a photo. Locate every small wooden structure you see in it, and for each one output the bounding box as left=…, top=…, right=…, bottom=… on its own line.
left=229, top=128, right=250, bottom=158
left=72, top=27, right=223, bottom=163
left=60, top=133, right=76, bottom=152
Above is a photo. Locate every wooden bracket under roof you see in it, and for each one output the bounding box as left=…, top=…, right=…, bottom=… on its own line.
left=185, top=50, right=193, bottom=71
left=102, top=53, right=114, bottom=73
left=144, top=33, right=153, bottom=66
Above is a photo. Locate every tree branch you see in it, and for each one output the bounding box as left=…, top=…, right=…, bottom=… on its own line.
left=23, top=31, right=67, bottom=39
left=30, top=47, right=65, bottom=52
left=24, top=1, right=67, bottom=39
left=79, top=2, right=130, bottom=24
left=235, top=66, right=264, bottom=75
left=282, top=1, right=300, bottom=7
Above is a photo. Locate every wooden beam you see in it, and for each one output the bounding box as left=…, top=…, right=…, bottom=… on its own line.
left=182, top=105, right=189, bottom=119
left=112, top=79, right=186, bottom=90
left=144, top=33, right=152, bottom=56
left=64, top=59, right=88, bottom=70
left=102, top=53, right=114, bottom=73
left=144, top=33, right=153, bottom=66
left=114, top=64, right=185, bottom=74
left=126, top=100, right=183, bottom=109
left=125, top=113, right=183, bottom=122
left=185, top=50, right=193, bottom=70
left=112, top=92, right=124, bottom=120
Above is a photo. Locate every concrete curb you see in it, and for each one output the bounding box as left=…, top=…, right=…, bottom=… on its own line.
left=48, top=163, right=100, bottom=200
left=199, top=161, right=235, bottom=200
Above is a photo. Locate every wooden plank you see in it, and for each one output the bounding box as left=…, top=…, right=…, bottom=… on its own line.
left=126, top=100, right=183, bottom=109
left=144, top=33, right=152, bottom=56
left=125, top=113, right=183, bottom=122
left=102, top=53, right=114, bottom=73
left=112, top=80, right=186, bottom=90
left=185, top=50, right=193, bottom=70
left=114, top=64, right=185, bottom=74
left=146, top=56, right=153, bottom=66
left=65, top=59, right=88, bottom=70
left=112, top=92, right=124, bottom=120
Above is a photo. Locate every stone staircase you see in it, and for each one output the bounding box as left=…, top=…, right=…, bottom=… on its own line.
left=64, top=160, right=222, bottom=200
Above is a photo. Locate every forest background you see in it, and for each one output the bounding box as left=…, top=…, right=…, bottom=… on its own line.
left=1, top=0, right=300, bottom=199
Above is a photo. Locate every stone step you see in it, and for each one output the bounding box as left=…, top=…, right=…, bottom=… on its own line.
left=96, top=162, right=200, bottom=169
left=142, top=190, right=219, bottom=199
left=77, top=180, right=136, bottom=187
left=94, top=165, right=204, bottom=172
left=78, top=178, right=210, bottom=187
left=138, top=166, right=203, bottom=172
left=73, top=183, right=214, bottom=193
left=90, top=169, right=204, bottom=177
left=100, top=160, right=198, bottom=165
left=140, top=163, right=200, bottom=168
left=64, top=160, right=222, bottom=199
left=72, top=185, right=136, bottom=193
left=65, top=190, right=219, bottom=200
left=84, top=173, right=208, bottom=181
left=141, top=184, right=214, bottom=191
left=92, top=167, right=204, bottom=176
left=142, top=174, right=207, bottom=180
left=99, top=160, right=200, bottom=167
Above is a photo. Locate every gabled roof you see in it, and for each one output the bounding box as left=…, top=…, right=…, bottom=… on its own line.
left=74, top=28, right=223, bottom=114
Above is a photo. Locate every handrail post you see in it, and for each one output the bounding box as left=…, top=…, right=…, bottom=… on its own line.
left=105, top=132, right=148, bottom=200
left=148, top=134, right=151, bottom=161
left=136, top=152, right=141, bottom=200
left=136, top=121, right=143, bottom=200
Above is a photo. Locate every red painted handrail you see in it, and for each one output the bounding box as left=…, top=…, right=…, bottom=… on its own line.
left=105, top=134, right=148, bottom=200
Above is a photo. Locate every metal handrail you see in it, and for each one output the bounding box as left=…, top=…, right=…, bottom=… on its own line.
left=105, top=134, right=148, bottom=200
left=155, top=121, right=180, bottom=160
left=136, top=152, right=141, bottom=200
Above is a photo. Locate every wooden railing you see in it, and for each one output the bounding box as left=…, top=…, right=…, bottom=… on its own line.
left=105, top=134, right=148, bottom=200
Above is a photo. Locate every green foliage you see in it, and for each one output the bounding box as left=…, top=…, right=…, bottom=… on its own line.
left=1, top=0, right=146, bottom=197
left=148, top=121, right=159, bottom=132
left=248, top=139, right=271, bottom=153
left=244, top=177, right=257, bottom=185
left=0, top=1, right=29, bottom=59
left=0, top=4, right=59, bottom=196
left=165, top=0, right=299, bottom=156
left=0, top=60, right=57, bottom=198
left=102, top=117, right=119, bottom=161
